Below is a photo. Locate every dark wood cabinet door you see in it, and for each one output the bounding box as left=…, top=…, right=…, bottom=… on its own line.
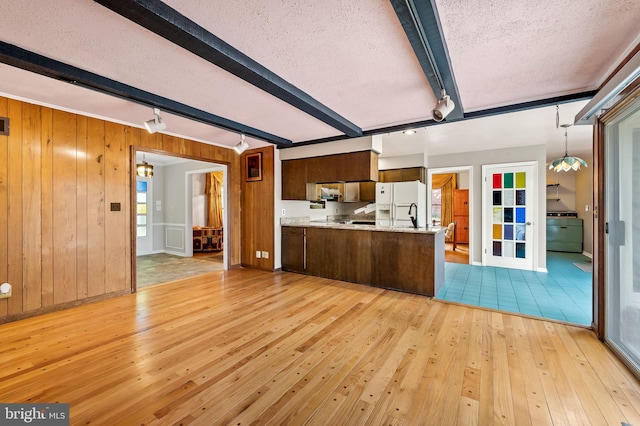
left=339, top=151, right=378, bottom=182
left=281, top=227, right=306, bottom=273
left=401, top=167, right=425, bottom=183
left=379, top=167, right=426, bottom=183
left=282, top=159, right=307, bottom=200
left=370, top=231, right=439, bottom=296
left=306, top=227, right=371, bottom=284
left=306, top=156, right=336, bottom=183
left=379, top=169, right=401, bottom=182
left=359, top=181, right=376, bottom=202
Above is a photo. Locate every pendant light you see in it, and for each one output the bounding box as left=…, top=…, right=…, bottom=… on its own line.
left=136, top=154, right=154, bottom=178
left=548, top=124, right=587, bottom=172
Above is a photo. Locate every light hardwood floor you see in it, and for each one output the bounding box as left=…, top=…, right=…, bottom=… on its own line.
left=1, top=269, right=639, bottom=425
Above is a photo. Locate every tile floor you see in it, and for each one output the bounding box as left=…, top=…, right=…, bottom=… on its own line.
left=137, top=252, right=224, bottom=288
left=436, top=251, right=592, bottom=326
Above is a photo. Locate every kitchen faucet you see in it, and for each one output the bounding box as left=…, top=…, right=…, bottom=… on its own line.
left=408, top=203, right=418, bottom=228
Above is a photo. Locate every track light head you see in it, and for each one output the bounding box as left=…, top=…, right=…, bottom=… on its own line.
left=234, top=134, right=249, bottom=154
left=432, top=91, right=455, bottom=122
left=144, top=108, right=167, bottom=134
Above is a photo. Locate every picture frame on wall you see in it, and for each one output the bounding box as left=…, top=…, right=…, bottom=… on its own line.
left=245, top=152, right=262, bottom=182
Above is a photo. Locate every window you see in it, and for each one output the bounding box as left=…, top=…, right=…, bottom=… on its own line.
left=431, top=188, right=442, bottom=225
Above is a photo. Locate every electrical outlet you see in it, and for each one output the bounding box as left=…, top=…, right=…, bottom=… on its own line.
left=281, top=209, right=286, bottom=216
left=256, top=250, right=261, bottom=259
left=262, top=251, right=269, bottom=259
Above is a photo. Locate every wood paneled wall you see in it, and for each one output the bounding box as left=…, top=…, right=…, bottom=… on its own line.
left=241, top=146, right=275, bottom=270
left=0, top=96, right=243, bottom=322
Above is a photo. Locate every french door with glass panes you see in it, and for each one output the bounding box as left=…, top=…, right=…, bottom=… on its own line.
left=482, top=162, right=537, bottom=270
left=604, top=95, right=640, bottom=375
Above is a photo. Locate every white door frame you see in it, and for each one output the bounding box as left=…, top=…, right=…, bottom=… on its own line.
left=481, top=161, right=538, bottom=271
left=427, top=165, right=474, bottom=265
left=185, top=165, right=228, bottom=270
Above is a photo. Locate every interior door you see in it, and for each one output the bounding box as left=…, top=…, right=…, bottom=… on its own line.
left=604, top=98, right=640, bottom=374
left=482, top=162, right=537, bottom=270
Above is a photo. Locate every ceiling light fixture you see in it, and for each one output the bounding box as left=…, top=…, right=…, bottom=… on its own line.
left=403, top=129, right=416, bottom=135
left=144, top=108, right=167, bottom=134
left=234, top=134, right=249, bottom=154
left=548, top=124, right=587, bottom=172
left=432, top=89, right=455, bottom=122
left=136, top=153, right=154, bottom=178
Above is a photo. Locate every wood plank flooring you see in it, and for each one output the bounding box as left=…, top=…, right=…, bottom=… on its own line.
left=1, top=269, right=639, bottom=425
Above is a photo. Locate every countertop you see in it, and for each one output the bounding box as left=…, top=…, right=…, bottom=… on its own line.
left=281, top=217, right=444, bottom=234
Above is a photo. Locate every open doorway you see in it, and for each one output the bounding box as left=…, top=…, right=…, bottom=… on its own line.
left=133, top=150, right=228, bottom=289
left=428, top=166, right=472, bottom=265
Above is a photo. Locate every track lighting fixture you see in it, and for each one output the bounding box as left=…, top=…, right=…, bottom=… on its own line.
left=144, top=108, right=167, bottom=134
left=136, top=153, right=154, bottom=178
left=432, top=90, right=455, bottom=122
left=234, top=134, right=249, bottom=154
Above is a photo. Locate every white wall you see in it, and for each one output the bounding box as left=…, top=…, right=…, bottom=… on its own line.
left=574, top=152, right=594, bottom=256
left=546, top=169, right=577, bottom=212
left=379, top=153, right=426, bottom=170
left=457, top=171, right=470, bottom=189
left=428, top=144, right=547, bottom=270
left=150, top=165, right=165, bottom=253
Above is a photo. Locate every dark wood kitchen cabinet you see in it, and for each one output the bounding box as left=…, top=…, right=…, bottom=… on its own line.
left=281, top=158, right=307, bottom=200
left=281, top=150, right=378, bottom=200
left=281, top=225, right=444, bottom=297
left=306, top=150, right=378, bottom=183
left=359, top=181, right=376, bottom=202
left=370, top=231, right=444, bottom=296
left=305, top=227, right=372, bottom=284
left=379, top=167, right=426, bottom=184
left=281, top=227, right=306, bottom=273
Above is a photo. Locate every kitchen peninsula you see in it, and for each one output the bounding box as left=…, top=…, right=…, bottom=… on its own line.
left=281, top=218, right=445, bottom=297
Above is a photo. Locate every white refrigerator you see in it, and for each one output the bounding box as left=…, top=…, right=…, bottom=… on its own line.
left=375, top=181, right=426, bottom=227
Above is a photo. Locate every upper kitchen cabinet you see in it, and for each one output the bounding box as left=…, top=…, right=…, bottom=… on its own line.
left=337, top=151, right=378, bottom=182
left=379, top=167, right=426, bottom=184
left=281, top=150, right=379, bottom=200
left=306, top=150, right=378, bottom=183
left=306, top=155, right=337, bottom=183
left=281, top=158, right=307, bottom=200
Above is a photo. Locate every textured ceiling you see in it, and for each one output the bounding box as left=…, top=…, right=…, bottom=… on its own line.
left=436, top=0, right=640, bottom=111
left=0, top=0, right=638, bottom=159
